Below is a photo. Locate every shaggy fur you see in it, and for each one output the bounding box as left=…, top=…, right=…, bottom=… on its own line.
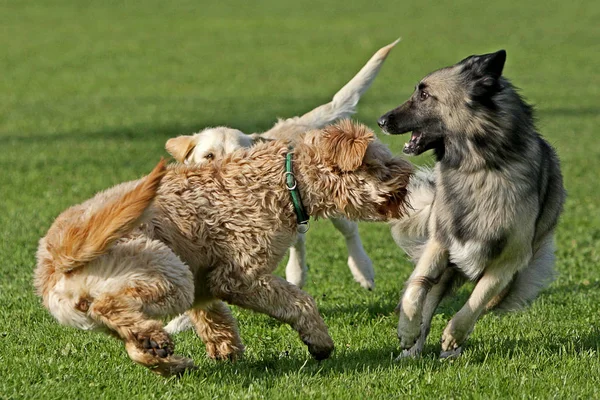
left=34, top=121, right=412, bottom=376
left=165, top=39, right=399, bottom=294
left=379, top=50, right=566, bottom=358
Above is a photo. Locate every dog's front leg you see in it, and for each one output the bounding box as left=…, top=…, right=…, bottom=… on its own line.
left=398, top=239, right=448, bottom=349
left=213, top=274, right=334, bottom=360
left=440, top=263, right=517, bottom=358
left=330, top=218, right=375, bottom=290
left=397, top=268, right=457, bottom=358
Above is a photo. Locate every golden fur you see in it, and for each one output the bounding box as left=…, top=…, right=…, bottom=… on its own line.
left=34, top=121, right=412, bottom=376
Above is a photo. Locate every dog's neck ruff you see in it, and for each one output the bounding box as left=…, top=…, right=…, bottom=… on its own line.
left=285, top=150, right=310, bottom=234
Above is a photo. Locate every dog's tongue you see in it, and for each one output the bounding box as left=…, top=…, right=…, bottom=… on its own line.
left=410, top=132, right=420, bottom=144
left=403, top=132, right=421, bottom=155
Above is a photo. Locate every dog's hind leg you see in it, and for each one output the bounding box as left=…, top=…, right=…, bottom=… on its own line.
left=187, top=300, right=245, bottom=361
left=90, top=291, right=196, bottom=376
left=87, top=242, right=197, bottom=376
left=211, top=273, right=334, bottom=360
left=330, top=218, right=375, bottom=290
left=396, top=268, right=457, bottom=359
left=398, top=239, right=448, bottom=350
left=440, top=263, right=519, bottom=358
left=285, top=233, right=308, bottom=288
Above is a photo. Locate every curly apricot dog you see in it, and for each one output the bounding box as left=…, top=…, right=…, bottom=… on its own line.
left=34, top=121, right=412, bottom=376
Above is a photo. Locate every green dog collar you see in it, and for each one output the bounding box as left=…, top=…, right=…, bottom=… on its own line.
left=285, top=150, right=310, bottom=233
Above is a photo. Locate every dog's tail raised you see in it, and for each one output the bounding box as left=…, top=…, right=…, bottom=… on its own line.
left=43, top=160, right=167, bottom=274
left=260, top=39, right=400, bottom=140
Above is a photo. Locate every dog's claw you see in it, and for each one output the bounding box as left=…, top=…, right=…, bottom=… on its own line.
left=440, top=347, right=463, bottom=359
left=139, top=332, right=174, bottom=358
left=155, top=348, right=168, bottom=358
left=301, top=333, right=334, bottom=361
left=395, top=340, right=424, bottom=360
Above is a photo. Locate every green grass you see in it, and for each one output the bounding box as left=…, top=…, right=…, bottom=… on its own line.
left=1, top=0, right=599, bottom=398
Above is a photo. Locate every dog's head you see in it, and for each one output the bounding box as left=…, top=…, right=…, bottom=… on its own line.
left=377, top=50, right=507, bottom=157
left=299, top=120, right=413, bottom=221
left=166, top=127, right=260, bottom=164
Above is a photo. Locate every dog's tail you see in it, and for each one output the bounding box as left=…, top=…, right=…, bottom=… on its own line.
left=44, top=160, right=167, bottom=274
left=389, top=166, right=436, bottom=262
left=260, top=39, right=400, bottom=140
left=489, top=235, right=557, bottom=312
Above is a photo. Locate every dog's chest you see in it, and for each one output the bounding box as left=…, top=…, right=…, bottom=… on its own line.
left=432, top=166, right=534, bottom=272
left=435, top=169, right=510, bottom=234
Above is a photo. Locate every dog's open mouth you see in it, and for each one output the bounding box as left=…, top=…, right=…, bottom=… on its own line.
left=403, top=130, right=423, bottom=155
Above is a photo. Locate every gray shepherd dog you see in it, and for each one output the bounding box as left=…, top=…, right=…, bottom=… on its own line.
left=378, top=50, right=566, bottom=358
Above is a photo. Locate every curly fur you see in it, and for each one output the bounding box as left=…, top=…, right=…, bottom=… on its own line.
left=34, top=121, right=412, bottom=376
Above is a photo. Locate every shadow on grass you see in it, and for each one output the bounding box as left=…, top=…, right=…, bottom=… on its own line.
left=184, top=328, right=600, bottom=385
left=2, top=117, right=274, bottom=145
left=465, top=328, right=600, bottom=363
left=185, top=344, right=448, bottom=384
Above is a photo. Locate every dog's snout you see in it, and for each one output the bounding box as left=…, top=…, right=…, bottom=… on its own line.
left=377, top=115, right=388, bottom=128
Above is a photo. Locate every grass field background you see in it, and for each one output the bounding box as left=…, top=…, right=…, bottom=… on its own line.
left=1, top=0, right=599, bottom=398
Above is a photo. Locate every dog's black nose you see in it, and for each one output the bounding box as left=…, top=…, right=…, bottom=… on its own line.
left=377, top=116, right=388, bottom=128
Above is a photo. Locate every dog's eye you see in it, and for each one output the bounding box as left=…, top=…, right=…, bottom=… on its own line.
left=205, top=153, right=214, bottom=160
left=420, top=91, right=430, bottom=101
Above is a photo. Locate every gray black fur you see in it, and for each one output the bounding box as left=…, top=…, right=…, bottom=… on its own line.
left=380, top=50, right=566, bottom=358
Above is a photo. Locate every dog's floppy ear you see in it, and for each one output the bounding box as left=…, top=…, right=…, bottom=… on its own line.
left=165, top=135, right=195, bottom=162
left=320, top=120, right=374, bottom=171
left=248, top=133, right=273, bottom=145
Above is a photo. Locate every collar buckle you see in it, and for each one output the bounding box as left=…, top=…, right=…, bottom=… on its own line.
left=285, top=150, right=310, bottom=233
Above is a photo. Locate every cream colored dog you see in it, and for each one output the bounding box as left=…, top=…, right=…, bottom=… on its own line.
left=165, top=39, right=400, bottom=297
left=34, top=121, right=413, bottom=376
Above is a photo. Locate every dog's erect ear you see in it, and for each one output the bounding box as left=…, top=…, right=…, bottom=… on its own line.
left=165, top=135, right=195, bottom=162
left=320, top=120, right=374, bottom=171
left=461, top=50, right=507, bottom=100
left=460, top=50, right=506, bottom=78
left=473, top=50, right=506, bottom=79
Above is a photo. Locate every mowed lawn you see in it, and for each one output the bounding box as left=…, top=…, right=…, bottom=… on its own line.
left=1, top=0, right=599, bottom=398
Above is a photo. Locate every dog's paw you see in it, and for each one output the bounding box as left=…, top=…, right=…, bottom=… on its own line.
left=347, top=252, right=375, bottom=290
left=440, top=319, right=471, bottom=353
left=139, top=331, right=174, bottom=358
left=301, top=332, right=334, bottom=361
left=397, top=317, right=421, bottom=350
left=394, top=342, right=424, bottom=360
left=206, top=340, right=245, bottom=361
left=150, top=355, right=197, bottom=377
left=354, top=275, right=375, bottom=291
